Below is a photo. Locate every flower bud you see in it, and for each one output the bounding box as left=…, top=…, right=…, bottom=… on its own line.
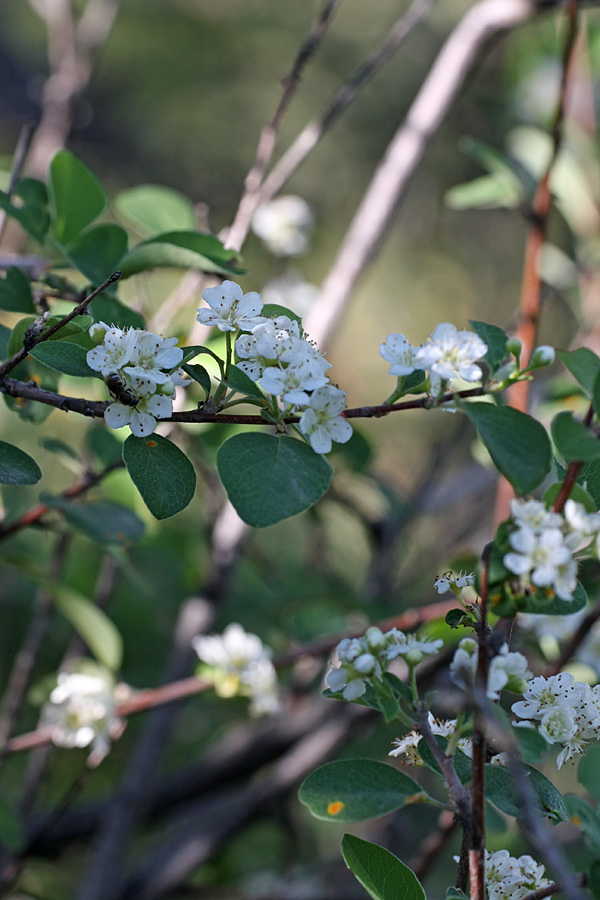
left=457, top=637, right=477, bottom=657
left=365, top=626, right=386, bottom=652
left=529, top=345, right=555, bottom=368
left=505, top=336, right=522, bottom=359
left=353, top=653, right=376, bottom=675
left=89, top=322, right=109, bottom=345
left=158, top=379, right=175, bottom=396
left=404, top=648, right=424, bottom=667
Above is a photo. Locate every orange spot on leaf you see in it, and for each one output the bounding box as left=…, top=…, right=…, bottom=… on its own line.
left=327, top=801, right=345, bottom=816
left=147, top=440, right=157, bottom=448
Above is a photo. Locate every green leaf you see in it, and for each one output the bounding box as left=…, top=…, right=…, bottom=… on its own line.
left=299, top=760, right=424, bottom=822
left=29, top=341, right=97, bottom=378
left=226, top=365, right=266, bottom=400
left=0, top=267, right=36, bottom=313
left=512, top=724, right=548, bottom=764
left=527, top=766, right=569, bottom=824
left=469, top=321, right=508, bottom=371
left=565, top=794, right=600, bottom=853
left=464, top=402, right=551, bottom=494
left=558, top=348, right=600, bottom=399
left=88, top=293, right=145, bottom=330
left=0, top=178, right=50, bottom=243
left=590, top=861, right=600, bottom=900
left=217, top=433, right=332, bottom=527
left=445, top=174, right=522, bottom=210
left=7, top=315, right=85, bottom=356
left=417, top=736, right=472, bottom=783
left=543, top=481, right=596, bottom=513
left=341, top=835, right=425, bottom=900
left=0, top=793, right=25, bottom=852
left=402, top=369, right=427, bottom=394
left=49, top=151, right=106, bottom=246
left=517, top=579, right=587, bottom=616
left=445, top=608, right=476, bottom=629
left=552, top=411, right=600, bottom=462
left=64, top=224, right=128, bottom=283
left=0, top=323, right=10, bottom=359
left=261, top=303, right=303, bottom=326
left=485, top=764, right=567, bottom=823
left=52, top=586, right=123, bottom=671
left=86, top=424, right=123, bottom=466
left=42, top=495, right=145, bottom=546
left=181, top=363, right=211, bottom=395
left=0, top=441, right=42, bottom=485
left=39, top=437, right=80, bottom=462
left=578, top=746, right=600, bottom=800
left=119, top=231, right=245, bottom=278
left=114, top=184, right=196, bottom=236
left=123, top=433, right=196, bottom=519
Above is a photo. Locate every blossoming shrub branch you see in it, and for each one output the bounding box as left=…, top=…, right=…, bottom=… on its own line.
left=4, top=150, right=600, bottom=900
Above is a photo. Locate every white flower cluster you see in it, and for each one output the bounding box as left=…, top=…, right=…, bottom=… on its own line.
left=380, top=323, right=488, bottom=396
left=503, top=498, right=600, bottom=602
left=197, top=280, right=353, bottom=454
left=512, top=671, right=600, bottom=769
left=326, top=626, right=443, bottom=701
left=483, top=849, right=550, bottom=900
left=40, top=671, right=122, bottom=761
left=87, top=323, right=184, bottom=437
left=193, top=622, right=280, bottom=717
left=389, top=711, right=474, bottom=763
left=450, top=639, right=531, bottom=700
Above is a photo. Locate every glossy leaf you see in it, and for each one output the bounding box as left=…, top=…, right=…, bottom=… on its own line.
left=123, top=434, right=196, bottom=519
left=53, top=586, right=123, bottom=672
left=65, top=224, right=128, bottom=283
left=0, top=441, right=42, bottom=485
left=226, top=365, right=265, bottom=400
left=464, top=402, right=551, bottom=494
left=552, top=411, right=600, bottom=462
left=0, top=267, right=36, bottom=313
left=49, top=151, right=106, bottom=246
left=299, top=759, right=424, bottom=822
left=341, top=835, right=425, bottom=900
left=29, top=341, right=97, bottom=378
left=217, top=433, right=332, bottom=527
left=557, top=348, right=600, bottom=399
left=114, top=184, right=196, bottom=236
left=469, top=320, right=508, bottom=371
left=119, top=230, right=244, bottom=278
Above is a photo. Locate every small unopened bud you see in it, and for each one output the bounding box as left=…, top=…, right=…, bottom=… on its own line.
left=529, top=345, right=555, bottom=369
left=457, top=637, right=477, bottom=657
left=353, top=653, right=376, bottom=675
left=158, top=379, right=175, bottom=396
left=89, top=322, right=109, bottom=345
left=404, top=648, right=424, bottom=667
left=506, top=336, right=522, bottom=359
left=365, top=627, right=386, bottom=652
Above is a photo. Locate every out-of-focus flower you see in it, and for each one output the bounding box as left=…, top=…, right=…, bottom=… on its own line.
left=40, top=671, right=122, bottom=762
left=251, top=195, right=314, bottom=257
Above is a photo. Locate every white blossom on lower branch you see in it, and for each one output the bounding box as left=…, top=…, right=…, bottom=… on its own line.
left=298, top=384, right=353, bottom=454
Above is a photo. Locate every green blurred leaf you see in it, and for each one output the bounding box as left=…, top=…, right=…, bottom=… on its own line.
left=464, top=402, right=551, bottom=494
left=543, top=481, right=596, bottom=512
left=88, top=293, right=145, bottom=330
left=119, top=230, right=244, bottom=278
left=0, top=793, right=25, bottom=852
left=341, top=835, right=425, bottom=900
left=29, top=341, right=97, bottom=378
left=0, top=323, right=10, bottom=359
left=49, top=151, right=106, bottom=246
left=445, top=174, right=522, bottom=210
left=123, top=433, right=196, bottom=519
left=0, top=267, right=36, bottom=313
left=469, top=321, right=508, bottom=371
left=114, top=184, right=196, bottom=236
left=512, top=725, right=548, bottom=764
left=590, top=860, right=600, bottom=900
left=330, top=427, right=373, bottom=471
left=64, top=224, right=128, bottom=283
left=0, top=441, right=42, bottom=485
left=39, top=437, right=80, bottom=462
left=42, top=495, right=144, bottom=546
left=52, top=586, right=123, bottom=671
left=552, top=411, right=600, bottom=462
left=579, top=746, right=600, bottom=800
left=217, top=433, right=332, bottom=527
left=558, top=348, right=600, bottom=399
left=86, top=424, right=123, bottom=467
left=299, top=759, right=424, bottom=822
left=565, top=794, right=600, bottom=853
left=0, top=178, right=49, bottom=242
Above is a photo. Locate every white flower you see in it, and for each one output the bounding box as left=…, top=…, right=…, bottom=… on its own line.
left=122, top=332, right=183, bottom=384
left=379, top=334, right=418, bottom=377
left=389, top=713, right=470, bottom=764
left=259, top=362, right=328, bottom=406
left=197, top=281, right=265, bottom=332
left=385, top=632, right=443, bottom=664
left=86, top=325, right=138, bottom=376
left=415, top=323, right=487, bottom=393
left=538, top=705, right=577, bottom=744
left=298, top=385, right=353, bottom=454
left=451, top=640, right=531, bottom=699
left=483, top=850, right=550, bottom=900
left=433, top=570, right=475, bottom=593
left=504, top=528, right=572, bottom=591
left=40, top=672, right=120, bottom=760
left=193, top=623, right=280, bottom=716
left=104, top=391, right=173, bottom=437
left=251, top=195, right=314, bottom=256
left=511, top=673, right=582, bottom=719
left=509, top=498, right=562, bottom=532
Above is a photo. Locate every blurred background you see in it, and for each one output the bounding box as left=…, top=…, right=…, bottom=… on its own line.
left=2, top=1, right=600, bottom=898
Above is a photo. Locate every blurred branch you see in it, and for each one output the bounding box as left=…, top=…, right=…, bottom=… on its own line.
left=25, top=0, right=122, bottom=179
left=0, top=120, right=37, bottom=246
left=304, top=0, right=544, bottom=349
left=226, top=0, right=344, bottom=253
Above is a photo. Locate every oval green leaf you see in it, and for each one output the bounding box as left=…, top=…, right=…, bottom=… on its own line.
left=552, top=411, right=600, bottom=462
left=114, top=184, right=196, bottom=236
left=217, top=433, right=332, bottom=527
left=299, top=759, right=424, bottom=822
left=52, top=586, right=123, bottom=672
left=119, top=230, right=244, bottom=278
left=123, top=433, right=196, bottom=519
left=0, top=441, right=42, bottom=485
left=29, top=341, right=97, bottom=378
left=469, top=320, right=508, bottom=371
left=341, top=834, right=426, bottom=900
left=0, top=267, right=36, bottom=313
left=557, top=348, right=600, bottom=399
left=49, top=151, right=106, bottom=246
left=65, top=224, right=128, bottom=283
left=464, top=402, right=551, bottom=494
